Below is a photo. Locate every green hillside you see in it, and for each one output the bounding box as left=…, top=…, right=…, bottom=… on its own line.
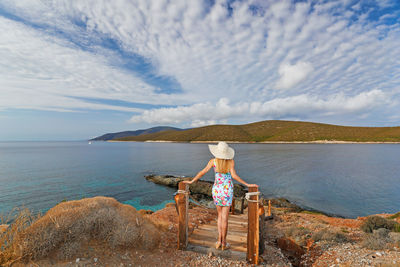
left=115, top=120, right=400, bottom=142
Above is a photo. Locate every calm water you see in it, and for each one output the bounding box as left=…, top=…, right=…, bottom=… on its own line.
left=0, top=141, right=399, bottom=218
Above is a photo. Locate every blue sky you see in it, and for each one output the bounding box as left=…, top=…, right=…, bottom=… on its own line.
left=0, top=0, right=399, bottom=140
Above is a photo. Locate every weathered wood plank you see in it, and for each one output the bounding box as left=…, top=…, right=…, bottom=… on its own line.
left=189, top=229, right=247, bottom=243
left=189, top=211, right=249, bottom=254
left=197, top=224, right=247, bottom=236
left=177, top=182, right=189, bottom=250
left=188, top=237, right=247, bottom=252
left=247, top=186, right=259, bottom=264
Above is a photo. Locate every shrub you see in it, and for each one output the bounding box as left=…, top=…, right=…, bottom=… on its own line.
left=285, top=226, right=310, bottom=238
left=0, top=207, right=39, bottom=266
left=394, top=223, right=400, bottom=233
left=361, top=228, right=391, bottom=250
left=361, top=234, right=387, bottom=250
left=373, top=228, right=390, bottom=239
left=13, top=197, right=161, bottom=262
left=389, top=232, right=400, bottom=247
left=360, top=216, right=399, bottom=233
left=311, top=228, right=348, bottom=243
left=388, top=212, right=400, bottom=220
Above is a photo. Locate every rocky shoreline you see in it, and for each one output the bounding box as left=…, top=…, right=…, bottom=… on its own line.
left=1, top=176, right=399, bottom=266
left=144, top=174, right=340, bottom=218
left=108, top=140, right=400, bottom=144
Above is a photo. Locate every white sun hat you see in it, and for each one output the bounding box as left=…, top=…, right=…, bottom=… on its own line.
left=208, top=141, right=235, bottom=160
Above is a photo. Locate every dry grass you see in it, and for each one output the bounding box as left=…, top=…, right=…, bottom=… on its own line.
left=1, top=196, right=161, bottom=265
left=311, top=228, right=348, bottom=243
left=361, top=228, right=391, bottom=250
left=284, top=226, right=311, bottom=246
left=0, top=207, right=40, bottom=266
left=360, top=215, right=399, bottom=233
left=388, top=212, right=400, bottom=219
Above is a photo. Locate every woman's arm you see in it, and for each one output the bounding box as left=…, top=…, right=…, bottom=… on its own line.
left=184, top=159, right=214, bottom=184
left=230, top=160, right=257, bottom=187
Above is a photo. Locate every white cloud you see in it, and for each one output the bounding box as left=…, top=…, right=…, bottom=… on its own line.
left=276, top=61, right=314, bottom=89
left=130, top=90, right=390, bottom=125
left=0, top=0, right=399, bottom=127
left=0, top=15, right=190, bottom=113
left=129, top=98, right=248, bottom=124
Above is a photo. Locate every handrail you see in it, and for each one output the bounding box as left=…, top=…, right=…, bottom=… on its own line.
left=247, top=185, right=260, bottom=264
left=174, top=182, right=265, bottom=265
left=175, top=182, right=189, bottom=249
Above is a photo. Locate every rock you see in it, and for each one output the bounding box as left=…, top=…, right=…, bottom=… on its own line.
left=76, top=258, right=80, bottom=263
left=145, top=174, right=246, bottom=199
left=277, top=237, right=305, bottom=266
left=0, top=224, right=9, bottom=233
left=138, top=209, right=154, bottom=215
left=94, top=258, right=98, bottom=262
left=376, top=252, right=382, bottom=256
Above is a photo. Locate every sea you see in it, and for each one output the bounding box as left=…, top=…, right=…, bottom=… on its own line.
left=0, top=141, right=399, bottom=219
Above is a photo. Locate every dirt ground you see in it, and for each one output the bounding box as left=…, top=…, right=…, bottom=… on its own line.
left=9, top=203, right=400, bottom=267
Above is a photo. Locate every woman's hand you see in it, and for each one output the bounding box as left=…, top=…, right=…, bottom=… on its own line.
left=246, top=183, right=258, bottom=187
left=183, top=180, right=193, bottom=184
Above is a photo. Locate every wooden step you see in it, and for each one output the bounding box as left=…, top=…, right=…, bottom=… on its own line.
left=189, top=238, right=247, bottom=252
left=197, top=224, right=247, bottom=236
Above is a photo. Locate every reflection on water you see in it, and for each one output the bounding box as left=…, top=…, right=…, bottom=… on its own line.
left=0, top=141, right=399, bottom=218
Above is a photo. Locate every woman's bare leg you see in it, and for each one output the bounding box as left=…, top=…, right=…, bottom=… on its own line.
left=216, top=206, right=222, bottom=243
left=221, top=206, right=230, bottom=244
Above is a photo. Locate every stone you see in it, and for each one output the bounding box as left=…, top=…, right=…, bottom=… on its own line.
left=145, top=175, right=246, bottom=198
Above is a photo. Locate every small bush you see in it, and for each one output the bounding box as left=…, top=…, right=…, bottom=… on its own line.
left=13, top=197, right=161, bottom=262
left=340, top=227, right=349, bottom=233
left=389, top=232, right=400, bottom=247
left=0, top=207, right=39, bottom=266
left=373, top=228, right=390, bottom=239
left=388, top=212, right=400, bottom=219
left=362, top=234, right=387, bottom=250
left=285, top=226, right=310, bottom=238
left=394, top=223, right=400, bottom=233
left=361, top=228, right=391, bottom=250
left=360, top=216, right=399, bottom=233
left=311, top=228, right=348, bottom=243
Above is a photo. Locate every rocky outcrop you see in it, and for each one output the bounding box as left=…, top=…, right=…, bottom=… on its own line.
left=14, top=196, right=161, bottom=261
left=145, top=175, right=247, bottom=198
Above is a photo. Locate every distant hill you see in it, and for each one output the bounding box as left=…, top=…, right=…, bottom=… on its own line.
left=114, top=120, right=400, bottom=142
left=91, top=126, right=183, bottom=141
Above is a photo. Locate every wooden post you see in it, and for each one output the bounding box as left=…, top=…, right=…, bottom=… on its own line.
left=247, top=186, right=259, bottom=265
left=258, top=199, right=266, bottom=255
left=177, top=181, right=189, bottom=250
left=241, top=197, right=244, bottom=214
left=230, top=198, right=235, bottom=214
left=268, top=199, right=271, bottom=216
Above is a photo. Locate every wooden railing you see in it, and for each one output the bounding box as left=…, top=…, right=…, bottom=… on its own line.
left=175, top=182, right=189, bottom=249
left=247, top=185, right=261, bottom=264
left=174, top=181, right=265, bottom=264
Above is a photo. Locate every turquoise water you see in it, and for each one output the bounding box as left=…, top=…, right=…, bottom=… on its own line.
left=0, top=141, right=399, bottom=218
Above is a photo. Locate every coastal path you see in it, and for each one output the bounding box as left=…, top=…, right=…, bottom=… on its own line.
left=174, top=182, right=267, bottom=264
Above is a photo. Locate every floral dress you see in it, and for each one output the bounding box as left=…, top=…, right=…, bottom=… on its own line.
left=212, top=159, right=234, bottom=206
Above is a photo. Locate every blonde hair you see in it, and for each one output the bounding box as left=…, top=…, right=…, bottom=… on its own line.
left=215, top=158, right=232, bottom=173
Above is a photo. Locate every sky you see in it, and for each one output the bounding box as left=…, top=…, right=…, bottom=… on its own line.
left=0, top=0, right=399, bottom=141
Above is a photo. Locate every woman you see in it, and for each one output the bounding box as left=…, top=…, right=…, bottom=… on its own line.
left=183, top=142, right=257, bottom=250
